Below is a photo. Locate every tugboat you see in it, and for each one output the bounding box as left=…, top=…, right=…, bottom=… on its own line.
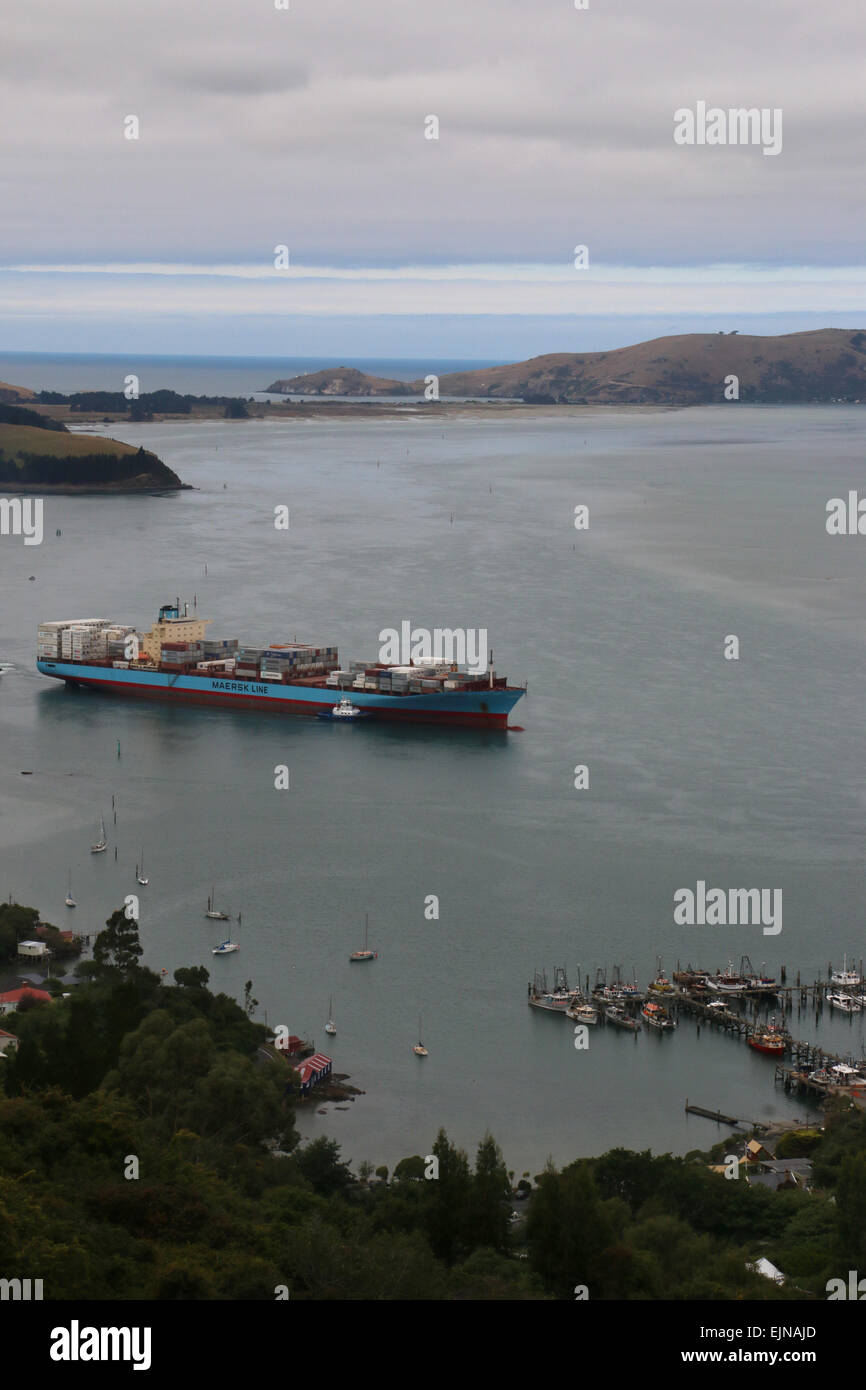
left=318, top=698, right=367, bottom=721
left=747, top=1018, right=787, bottom=1055
left=641, top=999, right=677, bottom=1030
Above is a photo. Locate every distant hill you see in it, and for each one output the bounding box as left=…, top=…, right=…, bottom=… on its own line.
left=266, top=330, right=866, bottom=405
left=266, top=366, right=412, bottom=397
left=0, top=379, right=35, bottom=404
left=0, top=423, right=186, bottom=492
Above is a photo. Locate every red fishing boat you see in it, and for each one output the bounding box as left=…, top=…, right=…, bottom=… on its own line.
left=747, top=1018, right=787, bottom=1056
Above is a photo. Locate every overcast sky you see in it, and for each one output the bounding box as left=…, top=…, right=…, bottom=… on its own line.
left=2, top=0, right=864, bottom=357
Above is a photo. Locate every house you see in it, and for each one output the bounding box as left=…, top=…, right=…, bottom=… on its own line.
left=0, top=1028, right=18, bottom=1055
left=744, top=1138, right=771, bottom=1163
left=0, top=986, right=52, bottom=1016
left=17, top=939, right=49, bottom=959
left=296, top=1052, right=333, bottom=1094
left=755, top=1158, right=813, bottom=1190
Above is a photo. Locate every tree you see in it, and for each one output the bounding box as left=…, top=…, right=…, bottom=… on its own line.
left=294, top=1137, right=353, bottom=1197
left=836, top=1151, right=866, bottom=1268
left=0, top=903, right=40, bottom=963
left=423, top=1129, right=473, bottom=1263
left=526, top=1160, right=616, bottom=1298
left=92, top=908, right=143, bottom=975
left=393, top=1155, right=425, bottom=1182
left=224, top=399, right=250, bottom=419
left=174, top=966, right=209, bottom=989
left=469, top=1132, right=510, bottom=1252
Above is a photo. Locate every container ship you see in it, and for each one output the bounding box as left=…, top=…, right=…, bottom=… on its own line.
left=36, top=604, right=525, bottom=729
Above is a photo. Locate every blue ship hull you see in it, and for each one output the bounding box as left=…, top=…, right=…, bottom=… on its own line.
left=37, top=661, right=525, bottom=728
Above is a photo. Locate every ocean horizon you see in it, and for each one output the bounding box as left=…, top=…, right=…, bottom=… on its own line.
left=0, top=351, right=506, bottom=398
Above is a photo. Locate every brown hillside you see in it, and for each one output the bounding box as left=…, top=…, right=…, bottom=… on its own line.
left=0, top=379, right=36, bottom=403
left=268, top=330, right=866, bottom=405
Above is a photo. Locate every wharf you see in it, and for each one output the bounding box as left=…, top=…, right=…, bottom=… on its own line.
left=674, top=991, right=862, bottom=1072
left=685, top=1101, right=739, bottom=1125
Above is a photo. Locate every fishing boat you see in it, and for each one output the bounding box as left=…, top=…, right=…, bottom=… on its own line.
left=828, top=991, right=861, bottom=1014
left=529, top=966, right=573, bottom=1011
left=205, top=886, right=229, bottom=921
left=673, top=964, right=710, bottom=989
left=317, top=698, right=367, bottom=721
left=647, top=956, right=674, bottom=995
left=604, top=1004, right=640, bottom=1032
left=349, top=914, right=378, bottom=962
left=212, top=940, right=239, bottom=955
left=641, top=1000, right=677, bottom=1030
left=830, top=954, right=861, bottom=988
left=136, top=850, right=149, bottom=886
left=566, top=1001, right=598, bottom=1025
left=413, top=1013, right=428, bottom=1056
left=609, top=964, right=643, bottom=1003
left=65, top=869, right=76, bottom=909
left=90, top=814, right=107, bottom=853
left=710, top=961, right=748, bottom=994
left=742, top=958, right=778, bottom=994
left=747, top=1018, right=787, bottom=1056
left=325, top=997, right=337, bottom=1036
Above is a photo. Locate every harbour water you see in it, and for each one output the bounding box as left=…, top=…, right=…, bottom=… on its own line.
left=2, top=402, right=866, bottom=1173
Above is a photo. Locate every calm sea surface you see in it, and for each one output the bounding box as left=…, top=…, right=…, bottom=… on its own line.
left=2, top=402, right=866, bottom=1173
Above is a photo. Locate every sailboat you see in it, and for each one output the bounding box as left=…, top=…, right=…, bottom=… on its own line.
left=65, top=869, right=76, bottom=909
left=205, top=886, right=229, bottom=920
left=349, top=913, right=378, bottom=962
left=325, top=997, right=337, bottom=1036
left=136, top=850, right=149, bottom=886
left=413, top=1013, right=428, bottom=1057
left=212, top=939, right=239, bottom=955
left=90, top=814, right=107, bottom=853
